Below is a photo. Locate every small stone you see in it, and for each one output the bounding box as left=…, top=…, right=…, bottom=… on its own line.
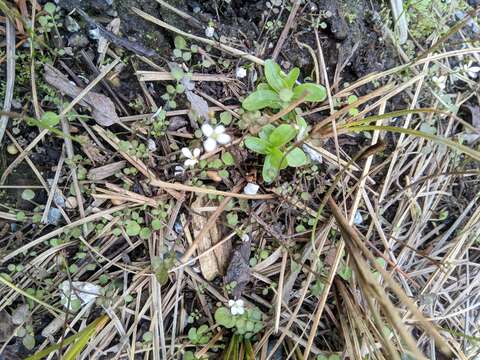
left=111, top=198, right=126, bottom=205
left=65, top=196, right=78, bottom=209
left=243, top=183, right=259, bottom=195
left=6, top=144, right=18, bottom=155
left=147, top=139, right=157, bottom=152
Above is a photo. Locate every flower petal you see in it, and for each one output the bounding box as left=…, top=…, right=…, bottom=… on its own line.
left=235, top=307, right=244, bottom=315
left=214, top=125, right=226, bottom=134
left=184, top=159, right=197, bottom=167
left=204, top=138, right=217, bottom=152
left=193, top=148, right=201, bottom=158
left=201, top=123, right=214, bottom=137
left=181, top=147, right=192, bottom=159
left=235, top=299, right=244, bottom=307
left=216, top=133, right=231, bottom=145
left=231, top=308, right=238, bottom=315
left=228, top=300, right=235, bottom=307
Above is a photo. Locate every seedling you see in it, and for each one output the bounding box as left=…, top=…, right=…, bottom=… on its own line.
left=242, top=59, right=326, bottom=114
left=245, top=123, right=308, bottom=183
left=187, top=325, right=211, bottom=345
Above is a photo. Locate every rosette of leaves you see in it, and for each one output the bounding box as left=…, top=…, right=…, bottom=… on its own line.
left=214, top=306, right=263, bottom=338
left=242, top=59, right=327, bottom=112
left=244, top=123, right=308, bottom=183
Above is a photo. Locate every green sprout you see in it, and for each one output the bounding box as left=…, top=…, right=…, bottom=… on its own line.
left=242, top=59, right=326, bottom=113
left=187, top=325, right=211, bottom=345
left=244, top=123, right=307, bottom=183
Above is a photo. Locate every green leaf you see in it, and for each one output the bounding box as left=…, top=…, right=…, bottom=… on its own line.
left=139, top=227, right=151, bottom=240
left=23, top=334, right=35, bottom=350
left=40, top=112, right=60, bottom=127
left=242, top=89, right=280, bottom=111
left=125, top=220, right=140, bottom=236
left=221, top=151, right=235, bottom=166
left=293, top=83, right=327, bottom=102
left=286, top=148, right=307, bottom=167
left=285, top=67, right=300, bottom=89
left=268, top=124, right=297, bottom=146
left=220, top=111, right=232, bottom=125
left=174, top=35, right=187, bottom=49
left=214, top=307, right=236, bottom=328
left=43, top=2, right=56, bottom=15
left=21, top=189, right=35, bottom=201
left=244, top=136, right=269, bottom=154
left=259, top=124, right=275, bottom=140
left=16, top=211, right=26, bottom=221
left=26, top=315, right=109, bottom=360
left=264, top=59, right=288, bottom=92
left=278, top=88, right=293, bottom=102
left=262, top=154, right=278, bottom=183
left=151, top=219, right=163, bottom=230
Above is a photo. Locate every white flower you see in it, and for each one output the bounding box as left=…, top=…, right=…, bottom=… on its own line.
left=202, top=124, right=231, bottom=152
left=243, top=183, right=259, bottom=195
left=205, top=26, right=215, bottom=38
left=236, top=67, right=247, bottom=79
left=181, top=147, right=201, bottom=167
left=432, top=75, right=446, bottom=90
left=462, top=60, right=480, bottom=79
left=228, top=299, right=245, bottom=315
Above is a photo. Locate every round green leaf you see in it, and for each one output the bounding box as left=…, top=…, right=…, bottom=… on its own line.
left=286, top=148, right=307, bottom=167
left=22, top=334, right=36, bottom=350
left=21, top=189, right=35, bottom=201
left=174, top=36, right=187, bottom=50
left=40, top=111, right=60, bottom=127
left=139, top=227, right=151, bottom=240
left=43, top=2, right=56, bottom=15
left=214, top=307, right=235, bottom=328
left=125, top=220, right=140, bottom=236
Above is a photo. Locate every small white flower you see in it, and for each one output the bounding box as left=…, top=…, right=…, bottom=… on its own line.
left=236, top=67, right=247, bottom=79
left=181, top=147, right=201, bottom=167
left=202, top=124, right=231, bottom=152
left=205, top=26, right=215, bottom=38
left=462, top=60, right=480, bottom=79
left=432, top=75, right=446, bottom=90
left=243, top=183, right=259, bottom=195
left=228, top=299, right=245, bottom=315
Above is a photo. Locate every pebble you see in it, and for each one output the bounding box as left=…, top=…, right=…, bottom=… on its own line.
left=65, top=196, right=78, bottom=209
left=6, top=144, right=18, bottom=155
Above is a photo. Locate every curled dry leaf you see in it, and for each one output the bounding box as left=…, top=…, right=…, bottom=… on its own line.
left=43, top=64, right=119, bottom=126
